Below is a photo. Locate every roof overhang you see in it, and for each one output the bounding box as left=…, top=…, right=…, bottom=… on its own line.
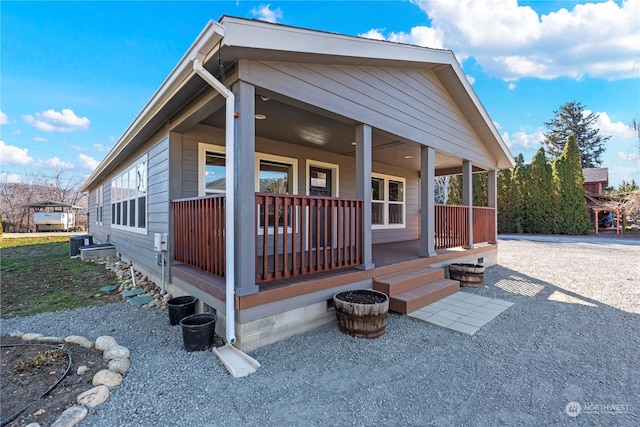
left=82, top=16, right=515, bottom=191
left=81, top=20, right=225, bottom=192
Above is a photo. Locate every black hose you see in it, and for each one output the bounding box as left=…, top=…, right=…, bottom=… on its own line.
left=0, top=343, right=72, bottom=427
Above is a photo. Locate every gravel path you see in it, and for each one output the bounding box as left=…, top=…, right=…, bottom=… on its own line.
left=2, top=237, right=639, bottom=426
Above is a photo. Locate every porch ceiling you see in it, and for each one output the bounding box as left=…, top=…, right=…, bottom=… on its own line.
left=199, top=92, right=463, bottom=173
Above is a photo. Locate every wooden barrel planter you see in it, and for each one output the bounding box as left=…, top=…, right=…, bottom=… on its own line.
left=448, top=263, right=485, bottom=288
left=333, top=290, right=389, bottom=339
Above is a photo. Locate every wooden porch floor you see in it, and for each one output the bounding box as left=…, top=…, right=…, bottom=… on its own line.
left=171, top=240, right=497, bottom=310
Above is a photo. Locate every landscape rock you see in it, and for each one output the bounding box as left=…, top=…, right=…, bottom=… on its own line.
left=94, top=336, right=117, bottom=352
left=77, top=385, right=110, bottom=408
left=92, top=369, right=123, bottom=388
left=65, top=335, right=94, bottom=349
left=9, top=331, right=24, bottom=337
left=108, top=358, right=130, bottom=374
left=77, top=365, right=89, bottom=375
left=50, top=405, right=88, bottom=427
left=103, top=344, right=130, bottom=360
left=21, top=333, right=44, bottom=341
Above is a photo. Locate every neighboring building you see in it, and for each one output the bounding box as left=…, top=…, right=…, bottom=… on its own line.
left=583, top=167, right=608, bottom=195
left=81, top=17, right=515, bottom=351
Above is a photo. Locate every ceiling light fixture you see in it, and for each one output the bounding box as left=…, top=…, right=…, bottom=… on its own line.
left=404, top=155, right=414, bottom=159
left=254, top=114, right=266, bottom=120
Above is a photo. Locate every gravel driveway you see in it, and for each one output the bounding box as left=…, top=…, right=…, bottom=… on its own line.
left=3, top=236, right=639, bottom=426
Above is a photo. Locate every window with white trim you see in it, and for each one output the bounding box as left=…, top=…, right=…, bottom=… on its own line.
left=95, top=185, right=103, bottom=225
left=111, top=155, right=147, bottom=232
left=255, top=153, right=298, bottom=229
left=372, top=173, right=405, bottom=229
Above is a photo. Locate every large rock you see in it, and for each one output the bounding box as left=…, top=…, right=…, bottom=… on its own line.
left=92, top=369, right=123, bottom=388
left=50, top=405, right=88, bottom=427
left=77, top=385, right=110, bottom=408
left=103, top=344, right=130, bottom=360
left=94, top=336, right=117, bottom=352
left=108, top=358, right=130, bottom=374
left=65, top=335, right=94, bottom=349
left=21, top=333, right=43, bottom=341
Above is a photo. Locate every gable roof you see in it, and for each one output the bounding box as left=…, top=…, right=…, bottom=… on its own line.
left=82, top=17, right=514, bottom=191
left=583, top=167, right=609, bottom=184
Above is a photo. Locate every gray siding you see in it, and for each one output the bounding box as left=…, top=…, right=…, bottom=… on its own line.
left=241, top=61, right=494, bottom=168
left=87, top=131, right=170, bottom=280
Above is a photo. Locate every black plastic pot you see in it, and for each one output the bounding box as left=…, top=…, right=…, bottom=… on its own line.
left=167, top=296, right=198, bottom=326
left=179, top=313, right=217, bottom=352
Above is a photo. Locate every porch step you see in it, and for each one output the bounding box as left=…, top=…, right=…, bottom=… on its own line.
left=373, top=266, right=444, bottom=296
left=388, top=279, right=460, bottom=314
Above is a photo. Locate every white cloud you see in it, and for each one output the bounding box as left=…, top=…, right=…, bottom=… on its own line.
left=0, top=111, right=9, bottom=125
left=586, top=110, right=636, bottom=138
left=507, top=83, right=517, bottom=90
left=466, top=75, right=476, bottom=85
left=45, top=157, right=75, bottom=169
left=79, top=153, right=99, bottom=170
left=410, top=0, right=640, bottom=80
left=23, top=108, right=90, bottom=132
left=0, top=140, right=34, bottom=165
left=501, top=128, right=545, bottom=149
left=69, top=145, right=83, bottom=151
left=13, top=130, right=21, bottom=136
left=1, top=172, right=22, bottom=183
left=359, top=29, right=386, bottom=41
left=93, top=143, right=110, bottom=152
left=360, top=26, right=444, bottom=49
left=31, top=136, right=47, bottom=142
left=250, top=4, right=283, bottom=23
left=617, top=150, right=639, bottom=163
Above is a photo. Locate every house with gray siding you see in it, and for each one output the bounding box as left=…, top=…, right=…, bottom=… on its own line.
left=82, top=16, right=515, bottom=351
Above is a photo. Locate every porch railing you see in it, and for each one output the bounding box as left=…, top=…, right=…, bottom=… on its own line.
left=434, top=204, right=496, bottom=250
left=173, top=195, right=226, bottom=277
left=473, top=206, right=496, bottom=245
left=255, top=193, right=363, bottom=282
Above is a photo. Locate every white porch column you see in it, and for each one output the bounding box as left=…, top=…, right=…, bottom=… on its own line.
left=356, top=124, right=374, bottom=270
left=419, top=146, right=437, bottom=257
left=462, top=160, right=474, bottom=249
left=488, top=169, right=498, bottom=243
left=233, top=81, right=259, bottom=296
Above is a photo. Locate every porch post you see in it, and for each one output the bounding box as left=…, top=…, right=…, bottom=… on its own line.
left=419, top=146, right=437, bottom=257
left=488, top=169, right=498, bottom=243
left=355, top=124, right=374, bottom=270
left=462, top=160, right=474, bottom=249
left=233, top=81, right=259, bottom=296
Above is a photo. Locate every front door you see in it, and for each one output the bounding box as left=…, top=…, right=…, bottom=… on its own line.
left=309, top=166, right=333, bottom=248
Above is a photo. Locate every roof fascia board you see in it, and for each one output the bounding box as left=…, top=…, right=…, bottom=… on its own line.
left=82, top=20, right=225, bottom=192
left=220, top=16, right=453, bottom=66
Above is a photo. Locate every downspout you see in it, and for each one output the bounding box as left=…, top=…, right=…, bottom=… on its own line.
left=192, top=58, right=236, bottom=345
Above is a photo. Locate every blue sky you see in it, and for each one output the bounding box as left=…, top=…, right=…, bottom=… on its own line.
left=1, top=0, right=639, bottom=188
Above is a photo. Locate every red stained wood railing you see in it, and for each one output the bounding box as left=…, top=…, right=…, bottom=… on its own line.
left=435, top=204, right=469, bottom=250
left=435, top=204, right=496, bottom=250
left=473, top=206, right=496, bottom=245
left=173, top=195, right=226, bottom=277
left=255, top=193, right=363, bottom=282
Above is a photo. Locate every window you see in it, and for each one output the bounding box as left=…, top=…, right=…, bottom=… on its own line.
left=204, top=151, right=226, bottom=194
left=372, top=173, right=405, bottom=229
left=111, top=155, right=147, bottom=232
left=95, top=185, right=103, bottom=225
left=255, top=154, right=298, bottom=229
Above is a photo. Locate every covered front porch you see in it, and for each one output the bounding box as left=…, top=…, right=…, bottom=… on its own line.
left=172, top=192, right=496, bottom=285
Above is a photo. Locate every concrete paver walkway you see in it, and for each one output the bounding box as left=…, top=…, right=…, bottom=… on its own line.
left=408, top=291, right=513, bottom=335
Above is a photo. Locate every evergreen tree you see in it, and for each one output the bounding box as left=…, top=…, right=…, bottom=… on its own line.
left=511, top=157, right=530, bottom=233
left=526, top=148, right=555, bottom=233
left=543, top=101, right=611, bottom=168
left=552, top=134, right=592, bottom=234
left=446, top=175, right=462, bottom=205
left=497, top=168, right=514, bottom=233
